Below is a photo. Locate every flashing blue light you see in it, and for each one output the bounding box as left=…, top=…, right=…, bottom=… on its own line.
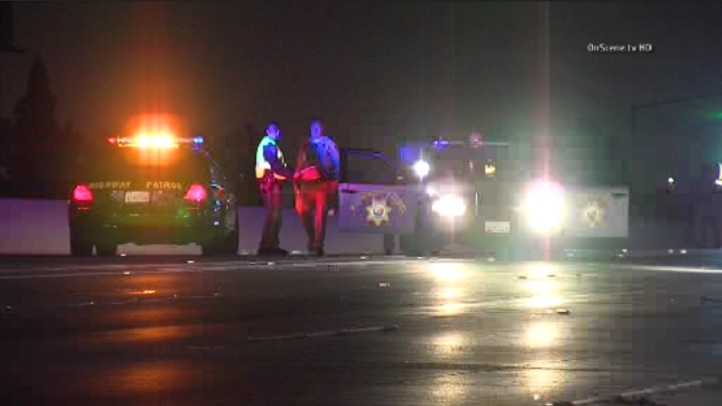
left=399, top=146, right=421, bottom=164
left=431, top=139, right=450, bottom=149
left=193, top=136, right=204, bottom=144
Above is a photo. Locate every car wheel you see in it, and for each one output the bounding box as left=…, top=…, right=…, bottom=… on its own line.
left=399, top=234, right=417, bottom=256
left=201, top=231, right=222, bottom=256
left=70, top=230, right=93, bottom=257
left=221, top=217, right=239, bottom=255
left=95, top=240, right=117, bottom=257
left=383, top=234, right=395, bottom=256
left=201, top=241, right=219, bottom=256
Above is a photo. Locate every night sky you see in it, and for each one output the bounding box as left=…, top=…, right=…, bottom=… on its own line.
left=1, top=2, right=720, bottom=186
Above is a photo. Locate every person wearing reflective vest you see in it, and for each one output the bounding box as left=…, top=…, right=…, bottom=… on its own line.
left=256, top=122, right=294, bottom=256
left=293, top=118, right=340, bottom=256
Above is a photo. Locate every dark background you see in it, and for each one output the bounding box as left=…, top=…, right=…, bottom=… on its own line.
left=1, top=2, right=720, bottom=204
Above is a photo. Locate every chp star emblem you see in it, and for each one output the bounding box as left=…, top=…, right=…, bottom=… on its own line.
left=366, top=200, right=391, bottom=226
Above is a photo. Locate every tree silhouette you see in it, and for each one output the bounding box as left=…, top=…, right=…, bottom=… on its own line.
left=14, top=55, right=58, bottom=132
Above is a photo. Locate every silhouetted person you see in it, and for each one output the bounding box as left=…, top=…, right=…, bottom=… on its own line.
left=255, top=122, right=293, bottom=256
left=293, top=118, right=340, bottom=256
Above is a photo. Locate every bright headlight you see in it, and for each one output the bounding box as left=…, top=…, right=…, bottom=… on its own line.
left=522, top=181, right=565, bottom=234
left=413, top=159, right=430, bottom=178
left=432, top=194, right=467, bottom=217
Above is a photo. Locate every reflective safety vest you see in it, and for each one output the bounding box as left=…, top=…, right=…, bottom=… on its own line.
left=255, top=136, right=288, bottom=180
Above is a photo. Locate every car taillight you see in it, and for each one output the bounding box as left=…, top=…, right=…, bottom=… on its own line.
left=72, top=184, right=94, bottom=203
left=184, top=184, right=207, bottom=203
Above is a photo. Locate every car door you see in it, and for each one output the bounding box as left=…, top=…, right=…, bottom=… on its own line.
left=338, top=149, right=417, bottom=234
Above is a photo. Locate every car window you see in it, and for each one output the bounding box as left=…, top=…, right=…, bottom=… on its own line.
left=343, top=150, right=398, bottom=184
left=430, top=144, right=511, bottom=182
left=209, top=158, right=224, bottom=183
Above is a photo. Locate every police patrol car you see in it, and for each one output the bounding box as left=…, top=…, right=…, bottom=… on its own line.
left=68, top=123, right=238, bottom=256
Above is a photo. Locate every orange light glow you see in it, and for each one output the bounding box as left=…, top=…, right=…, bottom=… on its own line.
left=115, top=113, right=191, bottom=149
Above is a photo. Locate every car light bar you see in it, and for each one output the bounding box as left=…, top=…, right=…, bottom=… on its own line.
left=107, top=135, right=204, bottom=148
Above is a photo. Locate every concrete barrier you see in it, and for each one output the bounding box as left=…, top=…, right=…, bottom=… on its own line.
left=0, top=199, right=705, bottom=257
left=0, top=199, right=388, bottom=256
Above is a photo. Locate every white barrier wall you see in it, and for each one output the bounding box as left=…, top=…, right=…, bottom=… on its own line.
left=0, top=199, right=388, bottom=256
left=0, top=199, right=695, bottom=256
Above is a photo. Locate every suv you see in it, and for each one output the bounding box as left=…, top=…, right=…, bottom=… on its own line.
left=68, top=135, right=238, bottom=256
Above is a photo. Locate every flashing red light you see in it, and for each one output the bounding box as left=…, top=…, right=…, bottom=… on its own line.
left=184, top=184, right=207, bottom=203
left=72, top=184, right=94, bottom=203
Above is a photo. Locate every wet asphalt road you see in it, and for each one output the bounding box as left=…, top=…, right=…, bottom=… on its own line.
left=1, top=255, right=722, bottom=406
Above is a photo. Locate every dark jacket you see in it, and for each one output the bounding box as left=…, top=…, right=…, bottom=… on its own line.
left=295, top=136, right=340, bottom=182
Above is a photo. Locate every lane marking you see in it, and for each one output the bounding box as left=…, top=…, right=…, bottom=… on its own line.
left=0, top=258, right=470, bottom=280
left=606, top=263, right=722, bottom=275
left=0, top=257, right=469, bottom=273
left=548, top=377, right=719, bottom=405
left=246, top=325, right=399, bottom=342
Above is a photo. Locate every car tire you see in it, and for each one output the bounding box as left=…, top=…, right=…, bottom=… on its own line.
left=70, top=230, right=93, bottom=257
left=201, top=242, right=219, bottom=256
left=95, top=241, right=117, bottom=257
left=383, top=234, right=395, bottom=256
left=201, top=231, right=221, bottom=256
left=221, top=218, right=239, bottom=255
left=399, top=234, right=417, bottom=256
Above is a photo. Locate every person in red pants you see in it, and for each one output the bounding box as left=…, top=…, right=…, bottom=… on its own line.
left=293, top=118, right=340, bottom=256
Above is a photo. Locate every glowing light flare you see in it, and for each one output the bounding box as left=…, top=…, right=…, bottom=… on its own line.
left=413, top=159, right=430, bottom=178
left=435, top=302, right=466, bottom=317
left=527, top=295, right=563, bottom=309
left=525, top=279, right=555, bottom=295
left=116, top=113, right=194, bottom=149
left=521, top=367, right=565, bottom=398
left=522, top=180, right=566, bottom=234
left=431, top=194, right=467, bottom=217
left=428, top=262, right=468, bottom=283
left=127, top=289, right=158, bottom=295
left=135, top=133, right=177, bottom=149
left=184, top=184, right=207, bottom=203
left=521, top=262, right=559, bottom=279
left=523, top=321, right=561, bottom=349
left=72, top=184, right=94, bottom=203
left=437, top=287, right=462, bottom=300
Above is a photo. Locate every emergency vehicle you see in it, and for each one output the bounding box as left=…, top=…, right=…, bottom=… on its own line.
left=336, top=136, right=630, bottom=257
left=68, top=115, right=239, bottom=256
left=403, top=137, right=631, bottom=256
